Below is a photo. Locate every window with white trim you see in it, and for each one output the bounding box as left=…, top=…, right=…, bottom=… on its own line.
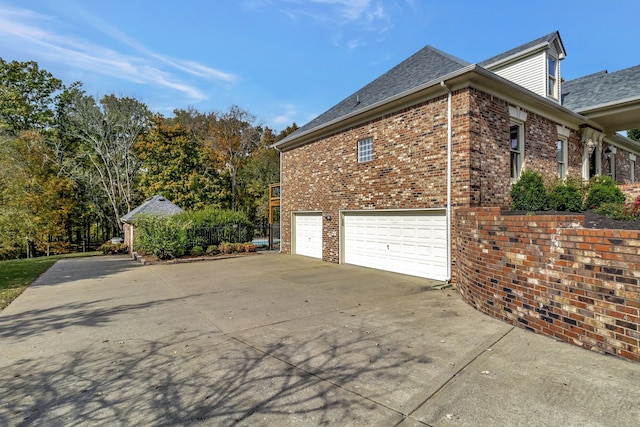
left=557, top=137, right=568, bottom=178
left=547, top=56, right=558, bottom=99
left=510, top=122, right=524, bottom=181
left=357, top=137, right=373, bottom=163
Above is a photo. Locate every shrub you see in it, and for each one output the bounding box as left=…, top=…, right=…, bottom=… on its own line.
left=206, top=245, right=220, bottom=256
left=0, top=246, right=22, bottom=261
left=190, top=245, right=204, bottom=256
left=583, top=175, right=625, bottom=210
left=134, top=214, right=190, bottom=260
left=219, top=242, right=234, bottom=254
left=595, top=196, right=640, bottom=221
left=547, top=177, right=584, bottom=212
left=98, top=242, right=128, bottom=255
left=510, top=169, right=547, bottom=211
left=243, top=243, right=257, bottom=253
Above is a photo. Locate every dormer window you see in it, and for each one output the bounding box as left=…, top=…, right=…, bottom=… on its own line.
left=548, top=56, right=558, bottom=99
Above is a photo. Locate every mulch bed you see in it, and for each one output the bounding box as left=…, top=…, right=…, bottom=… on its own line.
left=133, top=251, right=260, bottom=265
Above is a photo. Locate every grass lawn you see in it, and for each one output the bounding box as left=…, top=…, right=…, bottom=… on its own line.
left=0, top=252, right=101, bottom=310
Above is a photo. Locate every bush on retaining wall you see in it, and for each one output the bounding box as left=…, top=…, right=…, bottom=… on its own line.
left=454, top=207, right=640, bottom=363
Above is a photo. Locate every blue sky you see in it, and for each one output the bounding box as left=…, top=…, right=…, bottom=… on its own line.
left=1, top=0, right=639, bottom=132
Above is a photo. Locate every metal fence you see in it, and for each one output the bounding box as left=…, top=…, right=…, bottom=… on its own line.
left=187, top=224, right=253, bottom=248
left=269, top=223, right=280, bottom=251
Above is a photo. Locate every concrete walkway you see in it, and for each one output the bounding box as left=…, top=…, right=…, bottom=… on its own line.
left=1, top=253, right=638, bottom=426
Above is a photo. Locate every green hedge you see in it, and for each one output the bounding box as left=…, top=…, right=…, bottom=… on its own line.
left=133, top=208, right=254, bottom=260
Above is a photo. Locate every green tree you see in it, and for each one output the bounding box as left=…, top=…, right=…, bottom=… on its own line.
left=0, top=58, right=64, bottom=135
left=628, top=129, right=640, bottom=142
left=136, top=114, right=228, bottom=210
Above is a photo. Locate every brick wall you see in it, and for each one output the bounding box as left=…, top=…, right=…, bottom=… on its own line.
left=621, top=183, right=640, bottom=202
left=282, top=93, right=463, bottom=262
left=454, top=207, right=640, bottom=362
left=281, top=87, right=587, bottom=266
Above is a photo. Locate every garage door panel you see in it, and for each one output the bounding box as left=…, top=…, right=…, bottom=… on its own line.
left=343, top=211, right=447, bottom=280
left=294, top=213, right=322, bottom=259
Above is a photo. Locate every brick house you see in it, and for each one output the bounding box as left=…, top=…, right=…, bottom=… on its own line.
left=273, top=31, right=640, bottom=282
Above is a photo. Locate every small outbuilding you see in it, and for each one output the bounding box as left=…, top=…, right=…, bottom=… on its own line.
left=121, top=195, right=183, bottom=256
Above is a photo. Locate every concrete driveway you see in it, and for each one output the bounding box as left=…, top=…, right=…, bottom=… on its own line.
left=1, top=253, right=638, bottom=426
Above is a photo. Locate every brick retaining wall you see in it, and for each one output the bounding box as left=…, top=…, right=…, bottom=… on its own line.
left=621, top=183, right=640, bottom=202
left=454, top=207, right=640, bottom=362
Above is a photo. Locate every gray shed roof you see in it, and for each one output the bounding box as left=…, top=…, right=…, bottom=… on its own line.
left=121, top=195, right=183, bottom=223
left=561, top=65, right=640, bottom=112
left=283, top=45, right=469, bottom=140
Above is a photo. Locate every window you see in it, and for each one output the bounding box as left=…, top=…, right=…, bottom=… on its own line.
left=631, top=154, right=636, bottom=184
left=548, top=56, right=557, bottom=98
left=358, top=137, right=373, bottom=163
left=557, top=137, right=568, bottom=178
left=510, top=123, right=523, bottom=181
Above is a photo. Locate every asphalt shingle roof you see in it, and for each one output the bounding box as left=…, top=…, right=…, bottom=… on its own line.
left=278, top=30, right=638, bottom=144
left=120, top=195, right=183, bottom=223
left=479, top=31, right=561, bottom=68
left=561, top=65, right=640, bottom=111
left=284, top=45, right=469, bottom=140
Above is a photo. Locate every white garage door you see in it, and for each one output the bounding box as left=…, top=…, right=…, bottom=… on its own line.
left=293, top=213, right=323, bottom=259
left=343, top=210, right=447, bottom=280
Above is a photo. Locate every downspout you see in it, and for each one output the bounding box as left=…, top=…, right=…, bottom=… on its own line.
left=274, top=145, right=283, bottom=253
left=440, top=81, right=452, bottom=283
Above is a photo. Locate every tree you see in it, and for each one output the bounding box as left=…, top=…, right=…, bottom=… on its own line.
left=0, top=131, right=74, bottom=257
left=0, top=58, right=64, bottom=135
left=276, top=122, right=299, bottom=141
left=628, top=129, right=640, bottom=142
left=136, top=114, right=228, bottom=210
left=64, top=93, right=150, bottom=232
left=205, top=105, right=261, bottom=210
left=235, top=126, right=280, bottom=224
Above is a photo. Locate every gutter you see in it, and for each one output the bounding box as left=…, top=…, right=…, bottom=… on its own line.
left=440, top=81, right=453, bottom=283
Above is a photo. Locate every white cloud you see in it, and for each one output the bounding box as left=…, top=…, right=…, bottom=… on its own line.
left=276, top=0, right=392, bottom=42
left=269, top=103, right=317, bottom=127
left=0, top=4, right=238, bottom=100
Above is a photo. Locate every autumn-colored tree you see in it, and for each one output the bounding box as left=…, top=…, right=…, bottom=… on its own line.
left=235, top=126, right=280, bottom=224
left=136, top=114, right=228, bottom=210
left=205, top=105, right=261, bottom=210
left=0, top=131, right=75, bottom=257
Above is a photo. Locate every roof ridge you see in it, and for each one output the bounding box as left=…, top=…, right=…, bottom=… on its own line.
left=279, top=44, right=470, bottom=143
left=479, top=30, right=561, bottom=67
